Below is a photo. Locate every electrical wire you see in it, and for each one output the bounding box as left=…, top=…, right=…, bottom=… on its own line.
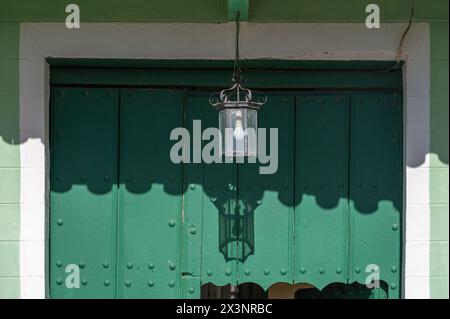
left=396, top=0, right=416, bottom=62
left=232, top=11, right=242, bottom=83
left=385, top=0, right=416, bottom=72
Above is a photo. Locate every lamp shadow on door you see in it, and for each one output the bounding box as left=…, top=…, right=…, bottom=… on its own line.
left=214, top=195, right=257, bottom=262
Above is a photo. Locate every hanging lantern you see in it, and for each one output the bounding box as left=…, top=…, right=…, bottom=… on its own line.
left=209, top=12, right=266, bottom=158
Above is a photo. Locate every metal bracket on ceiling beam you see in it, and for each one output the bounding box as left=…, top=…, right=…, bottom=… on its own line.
left=228, top=0, right=249, bottom=21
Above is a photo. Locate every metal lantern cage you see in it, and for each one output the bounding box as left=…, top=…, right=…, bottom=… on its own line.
left=209, top=12, right=267, bottom=158
left=210, top=83, right=266, bottom=158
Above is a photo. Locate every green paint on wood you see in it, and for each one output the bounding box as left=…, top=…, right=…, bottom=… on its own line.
left=430, top=22, right=449, bottom=299
left=50, top=67, right=403, bottom=89
left=47, top=58, right=403, bottom=70
left=228, top=0, right=249, bottom=21
left=184, top=92, right=239, bottom=289
left=295, top=94, right=350, bottom=289
left=0, top=0, right=447, bottom=22
left=1, top=0, right=227, bottom=22
left=50, top=88, right=185, bottom=298
left=349, top=93, right=403, bottom=299
left=50, top=88, right=120, bottom=298
left=118, top=89, right=184, bottom=298
left=0, top=22, right=20, bottom=298
left=249, top=0, right=448, bottom=22
left=239, top=95, right=295, bottom=288
left=49, top=80, right=403, bottom=298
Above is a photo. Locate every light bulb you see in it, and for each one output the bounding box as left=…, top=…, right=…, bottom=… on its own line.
left=233, top=116, right=245, bottom=141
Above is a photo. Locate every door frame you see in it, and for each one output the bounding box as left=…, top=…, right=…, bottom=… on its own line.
left=16, top=22, right=432, bottom=299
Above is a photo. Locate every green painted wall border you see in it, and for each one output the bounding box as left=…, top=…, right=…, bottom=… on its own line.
left=0, top=0, right=228, bottom=23
left=0, top=0, right=447, bottom=22
left=0, top=21, right=20, bottom=299
left=249, top=0, right=448, bottom=22
left=429, top=21, right=449, bottom=299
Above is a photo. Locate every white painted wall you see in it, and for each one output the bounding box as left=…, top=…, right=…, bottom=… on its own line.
left=28, top=22, right=418, bottom=60
left=403, top=23, right=431, bottom=298
left=19, top=23, right=49, bottom=299
left=19, top=22, right=430, bottom=298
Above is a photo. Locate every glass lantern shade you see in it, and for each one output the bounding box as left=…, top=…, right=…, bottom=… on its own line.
left=219, top=107, right=258, bottom=158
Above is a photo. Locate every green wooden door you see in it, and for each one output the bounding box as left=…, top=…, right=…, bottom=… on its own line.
left=51, top=87, right=119, bottom=298
left=51, top=88, right=185, bottom=298
left=50, top=86, right=402, bottom=299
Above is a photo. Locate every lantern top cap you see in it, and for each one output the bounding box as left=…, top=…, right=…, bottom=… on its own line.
left=209, top=82, right=267, bottom=111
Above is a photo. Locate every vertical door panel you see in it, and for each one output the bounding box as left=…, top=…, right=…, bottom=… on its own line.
left=295, top=95, right=350, bottom=289
left=50, top=87, right=119, bottom=298
left=349, top=93, right=402, bottom=299
left=183, top=93, right=239, bottom=289
left=119, top=89, right=183, bottom=298
left=238, top=95, right=295, bottom=289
